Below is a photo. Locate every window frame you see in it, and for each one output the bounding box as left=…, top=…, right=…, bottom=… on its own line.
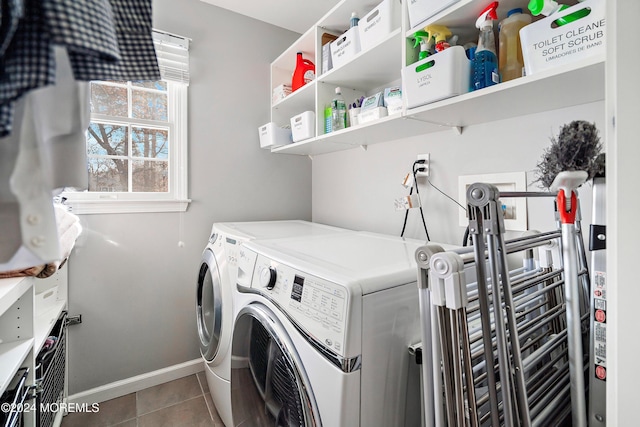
left=62, top=79, right=189, bottom=214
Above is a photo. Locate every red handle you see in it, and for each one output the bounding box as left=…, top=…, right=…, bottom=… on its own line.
left=557, top=189, right=578, bottom=224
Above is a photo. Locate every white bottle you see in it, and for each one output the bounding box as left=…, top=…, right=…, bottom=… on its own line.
left=331, top=87, right=347, bottom=131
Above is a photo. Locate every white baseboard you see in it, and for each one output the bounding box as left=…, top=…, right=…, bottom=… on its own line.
left=67, top=359, right=204, bottom=405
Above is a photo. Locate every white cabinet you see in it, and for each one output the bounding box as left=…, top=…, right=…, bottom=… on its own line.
left=268, top=0, right=605, bottom=156
left=0, top=265, right=68, bottom=427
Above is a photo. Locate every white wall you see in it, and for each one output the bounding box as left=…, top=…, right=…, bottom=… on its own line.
left=313, top=101, right=604, bottom=245
left=606, top=0, right=640, bottom=423
left=66, top=0, right=310, bottom=394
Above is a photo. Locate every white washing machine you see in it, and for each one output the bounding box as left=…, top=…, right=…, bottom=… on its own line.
left=230, top=231, right=426, bottom=427
left=196, top=221, right=349, bottom=427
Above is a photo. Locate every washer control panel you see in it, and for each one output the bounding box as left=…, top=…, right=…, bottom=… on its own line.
left=251, top=254, right=349, bottom=357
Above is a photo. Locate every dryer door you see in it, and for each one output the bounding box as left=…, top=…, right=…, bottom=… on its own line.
left=196, top=249, right=223, bottom=361
left=231, top=304, right=321, bottom=427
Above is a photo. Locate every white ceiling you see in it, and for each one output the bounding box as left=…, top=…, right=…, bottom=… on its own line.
left=200, top=0, right=340, bottom=34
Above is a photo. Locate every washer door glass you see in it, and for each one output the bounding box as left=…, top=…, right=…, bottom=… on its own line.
left=197, top=249, right=222, bottom=361
left=231, top=304, right=321, bottom=427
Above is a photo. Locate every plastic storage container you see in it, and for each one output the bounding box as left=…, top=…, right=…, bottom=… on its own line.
left=499, top=8, right=531, bottom=82
left=330, top=27, right=361, bottom=69
left=258, top=123, right=292, bottom=149
left=358, top=0, right=398, bottom=52
left=520, top=0, right=605, bottom=75
left=402, top=46, right=471, bottom=108
left=290, top=111, right=315, bottom=142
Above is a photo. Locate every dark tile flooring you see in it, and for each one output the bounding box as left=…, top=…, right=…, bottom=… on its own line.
left=61, top=372, right=224, bottom=427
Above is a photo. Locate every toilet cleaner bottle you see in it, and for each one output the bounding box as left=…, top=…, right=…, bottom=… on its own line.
left=471, top=2, right=500, bottom=91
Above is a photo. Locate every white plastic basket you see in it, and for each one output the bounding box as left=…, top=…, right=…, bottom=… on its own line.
left=330, top=27, right=361, bottom=69
left=258, top=123, right=292, bottom=149
left=358, top=0, right=399, bottom=52
left=520, top=0, right=605, bottom=75
left=290, top=111, right=315, bottom=142
left=402, top=46, right=470, bottom=109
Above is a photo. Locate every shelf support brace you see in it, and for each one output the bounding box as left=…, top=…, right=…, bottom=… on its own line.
left=360, top=145, right=368, bottom=151
left=452, top=126, right=463, bottom=135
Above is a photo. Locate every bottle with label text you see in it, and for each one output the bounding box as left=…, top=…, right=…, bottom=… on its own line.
left=331, top=87, right=347, bottom=131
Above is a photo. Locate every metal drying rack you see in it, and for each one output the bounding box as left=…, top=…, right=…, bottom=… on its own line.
left=415, top=184, right=591, bottom=427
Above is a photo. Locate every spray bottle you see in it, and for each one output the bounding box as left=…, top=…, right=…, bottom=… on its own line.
left=528, top=0, right=589, bottom=26
left=413, top=30, right=433, bottom=62
left=471, top=2, right=500, bottom=91
left=425, top=25, right=452, bottom=52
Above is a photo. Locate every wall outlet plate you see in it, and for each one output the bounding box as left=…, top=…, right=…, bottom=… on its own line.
left=458, top=172, right=528, bottom=231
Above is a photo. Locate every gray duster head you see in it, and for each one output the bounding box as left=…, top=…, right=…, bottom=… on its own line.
left=535, top=120, right=603, bottom=189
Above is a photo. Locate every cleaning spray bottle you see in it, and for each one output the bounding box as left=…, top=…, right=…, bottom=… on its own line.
left=291, top=52, right=315, bottom=92
left=413, top=30, right=433, bottom=62
left=528, top=0, right=589, bottom=26
left=471, top=2, right=500, bottom=91
left=425, top=25, right=452, bottom=52
left=499, top=8, right=531, bottom=82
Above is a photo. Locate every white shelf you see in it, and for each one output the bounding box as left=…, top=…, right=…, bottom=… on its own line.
left=272, top=54, right=604, bottom=156
left=273, top=113, right=446, bottom=155
left=0, top=277, right=32, bottom=318
left=34, top=300, right=66, bottom=354
left=318, top=29, right=402, bottom=90
left=407, top=55, right=605, bottom=127
left=268, top=0, right=605, bottom=157
left=271, top=81, right=316, bottom=126
left=0, top=339, right=34, bottom=395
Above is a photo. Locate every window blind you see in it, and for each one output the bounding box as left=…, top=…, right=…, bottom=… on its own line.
left=153, top=30, right=190, bottom=85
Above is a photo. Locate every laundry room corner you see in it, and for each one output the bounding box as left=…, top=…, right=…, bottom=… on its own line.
left=312, top=101, right=604, bottom=244
left=64, top=0, right=312, bottom=398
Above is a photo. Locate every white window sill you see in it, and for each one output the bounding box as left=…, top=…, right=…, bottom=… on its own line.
left=63, top=199, right=191, bottom=215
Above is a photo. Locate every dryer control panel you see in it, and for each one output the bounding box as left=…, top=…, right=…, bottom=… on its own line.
left=251, top=254, right=350, bottom=358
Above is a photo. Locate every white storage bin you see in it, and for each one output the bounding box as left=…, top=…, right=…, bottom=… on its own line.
left=258, top=122, right=292, bottom=149
left=358, top=106, right=388, bottom=125
left=402, top=46, right=470, bottom=109
left=520, top=0, right=605, bottom=76
left=358, top=0, right=398, bottom=52
left=330, top=27, right=361, bottom=69
left=407, top=0, right=460, bottom=30
left=290, top=111, right=315, bottom=142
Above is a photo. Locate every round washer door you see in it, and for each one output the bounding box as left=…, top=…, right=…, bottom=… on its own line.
left=196, top=248, right=223, bottom=361
left=231, top=304, right=321, bottom=427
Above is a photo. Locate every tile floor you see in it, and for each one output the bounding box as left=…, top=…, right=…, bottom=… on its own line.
left=60, top=372, right=224, bottom=427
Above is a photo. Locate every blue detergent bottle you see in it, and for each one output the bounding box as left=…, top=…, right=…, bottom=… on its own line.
left=471, top=2, right=500, bottom=91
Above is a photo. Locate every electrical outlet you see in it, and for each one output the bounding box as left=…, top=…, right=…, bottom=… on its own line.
left=416, top=153, right=430, bottom=177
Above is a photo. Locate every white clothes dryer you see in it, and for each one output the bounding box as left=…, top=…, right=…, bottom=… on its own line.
left=230, top=231, right=428, bottom=427
left=196, top=221, right=349, bottom=427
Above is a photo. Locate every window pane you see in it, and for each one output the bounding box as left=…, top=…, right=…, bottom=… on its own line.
left=88, top=157, right=129, bottom=192
left=132, top=89, right=167, bottom=121
left=132, top=81, right=167, bottom=91
left=132, top=127, right=169, bottom=159
left=91, top=83, right=128, bottom=117
left=87, top=123, right=128, bottom=156
left=132, top=160, right=168, bottom=192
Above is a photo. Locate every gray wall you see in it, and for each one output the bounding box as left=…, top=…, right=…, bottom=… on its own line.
left=313, top=101, right=604, bottom=243
left=66, top=0, right=309, bottom=394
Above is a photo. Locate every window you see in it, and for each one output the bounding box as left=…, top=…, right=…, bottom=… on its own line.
left=63, top=30, right=190, bottom=214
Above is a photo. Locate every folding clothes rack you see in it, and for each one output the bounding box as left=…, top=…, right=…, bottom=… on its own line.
left=415, top=184, right=591, bottom=427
